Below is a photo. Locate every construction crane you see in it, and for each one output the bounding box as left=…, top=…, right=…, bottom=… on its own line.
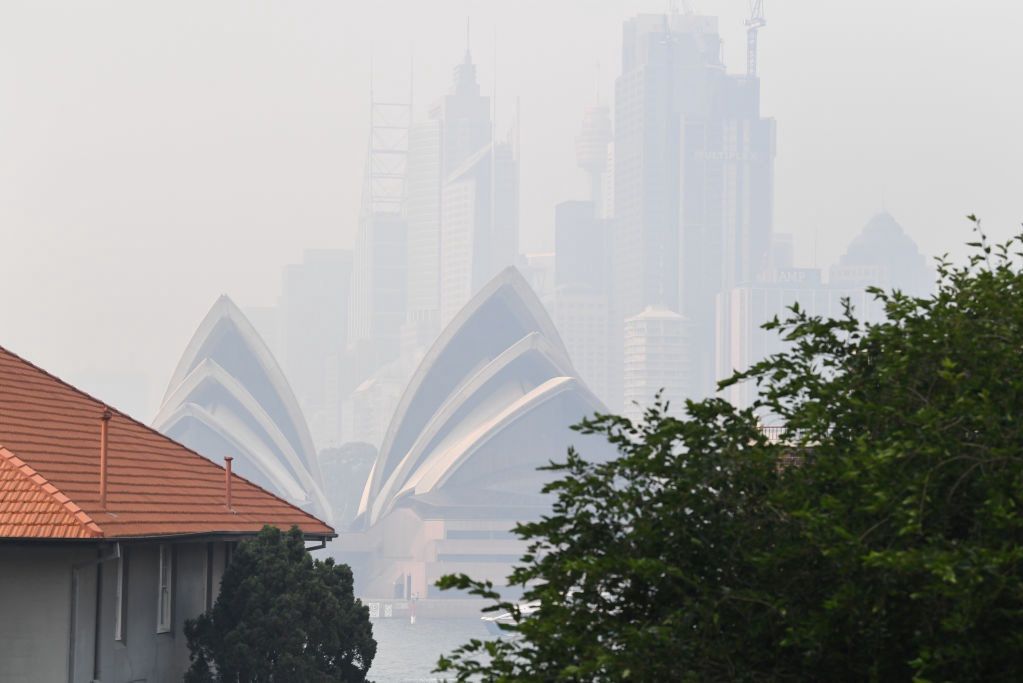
left=745, top=0, right=766, bottom=77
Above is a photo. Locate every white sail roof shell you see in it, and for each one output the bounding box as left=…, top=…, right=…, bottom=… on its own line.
left=154, top=296, right=331, bottom=522
left=359, top=267, right=605, bottom=526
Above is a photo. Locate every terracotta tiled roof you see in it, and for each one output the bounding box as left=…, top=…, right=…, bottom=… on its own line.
left=0, top=345, right=334, bottom=540
left=0, top=447, right=103, bottom=539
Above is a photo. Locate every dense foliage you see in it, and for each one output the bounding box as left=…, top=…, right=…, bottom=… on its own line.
left=437, top=221, right=1023, bottom=681
left=185, top=525, right=375, bottom=682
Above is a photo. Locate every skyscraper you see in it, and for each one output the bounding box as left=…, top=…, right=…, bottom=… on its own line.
left=715, top=268, right=871, bottom=409
left=350, top=90, right=411, bottom=375
left=404, top=120, right=442, bottom=329
left=716, top=214, right=931, bottom=410
left=611, top=10, right=776, bottom=405
left=829, top=211, right=932, bottom=297
left=614, top=13, right=697, bottom=317
left=553, top=200, right=611, bottom=402
left=280, top=249, right=352, bottom=448
left=679, top=51, right=776, bottom=396
left=405, top=44, right=493, bottom=343
left=350, top=213, right=407, bottom=367
left=623, top=306, right=693, bottom=422
left=576, top=104, right=612, bottom=210
left=439, top=140, right=519, bottom=325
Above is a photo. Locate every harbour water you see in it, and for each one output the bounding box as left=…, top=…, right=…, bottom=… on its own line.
left=370, top=618, right=492, bottom=682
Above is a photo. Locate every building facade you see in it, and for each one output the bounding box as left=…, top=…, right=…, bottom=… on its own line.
left=716, top=214, right=931, bottom=410
left=350, top=212, right=408, bottom=372
left=350, top=90, right=412, bottom=378
left=576, top=104, right=613, bottom=211
left=611, top=11, right=776, bottom=407
left=404, top=47, right=494, bottom=350
left=346, top=268, right=609, bottom=601
left=829, top=211, right=932, bottom=297
left=280, top=249, right=352, bottom=448
left=439, top=142, right=520, bottom=326
left=553, top=200, right=612, bottom=403
left=0, top=345, right=332, bottom=683
left=715, top=269, right=872, bottom=409
left=623, top=306, right=693, bottom=422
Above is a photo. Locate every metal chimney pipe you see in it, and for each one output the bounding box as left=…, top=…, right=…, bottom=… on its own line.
left=99, top=409, right=112, bottom=508
left=224, top=456, right=233, bottom=510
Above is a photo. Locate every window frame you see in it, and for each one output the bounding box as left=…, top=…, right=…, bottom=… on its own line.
left=113, top=547, right=128, bottom=642
left=204, top=542, right=214, bottom=611
left=156, top=544, right=173, bottom=634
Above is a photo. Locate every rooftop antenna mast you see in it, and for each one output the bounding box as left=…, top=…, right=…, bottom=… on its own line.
left=746, top=0, right=767, bottom=77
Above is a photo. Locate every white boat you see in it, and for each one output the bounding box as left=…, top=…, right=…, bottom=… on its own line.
left=481, top=600, right=540, bottom=635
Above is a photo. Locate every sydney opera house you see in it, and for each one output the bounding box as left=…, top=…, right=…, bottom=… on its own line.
left=153, top=273, right=611, bottom=604
left=345, top=267, right=610, bottom=601
left=153, top=295, right=332, bottom=523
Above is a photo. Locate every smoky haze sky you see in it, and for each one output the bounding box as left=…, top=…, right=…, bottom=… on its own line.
left=1, top=0, right=1021, bottom=419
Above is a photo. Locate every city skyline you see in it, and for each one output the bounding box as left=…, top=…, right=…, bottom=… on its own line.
left=1, top=1, right=1021, bottom=421
left=3, top=4, right=1021, bottom=680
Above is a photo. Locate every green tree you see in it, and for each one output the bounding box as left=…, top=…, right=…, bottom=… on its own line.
left=437, top=220, right=1023, bottom=681
left=185, top=525, right=375, bottom=682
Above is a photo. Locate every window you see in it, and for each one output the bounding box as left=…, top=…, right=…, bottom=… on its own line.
left=157, top=544, right=173, bottom=633
left=113, top=549, right=129, bottom=642
left=204, top=542, right=214, bottom=611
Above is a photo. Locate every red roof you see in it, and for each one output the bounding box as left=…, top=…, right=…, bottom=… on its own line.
left=0, top=345, right=334, bottom=540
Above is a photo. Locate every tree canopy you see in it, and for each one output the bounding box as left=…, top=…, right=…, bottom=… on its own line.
left=437, top=221, right=1023, bottom=682
left=185, top=525, right=376, bottom=682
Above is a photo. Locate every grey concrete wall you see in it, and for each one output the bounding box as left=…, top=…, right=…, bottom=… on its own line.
left=94, top=540, right=234, bottom=683
left=0, top=545, right=94, bottom=683
left=0, top=539, right=235, bottom=683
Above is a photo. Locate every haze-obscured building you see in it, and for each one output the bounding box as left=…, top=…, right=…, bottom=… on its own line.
left=830, top=211, right=932, bottom=296
left=623, top=306, right=693, bottom=422
left=439, top=142, right=520, bottom=326
left=350, top=88, right=411, bottom=379
left=343, top=268, right=609, bottom=603
left=716, top=213, right=932, bottom=409
left=245, top=304, right=283, bottom=361
left=517, top=251, right=556, bottom=308
left=280, top=249, right=352, bottom=448
left=576, top=103, right=613, bottom=211
left=405, top=46, right=493, bottom=349
left=154, top=296, right=332, bottom=522
left=553, top=200, right=612, bottom=403
left=341, top=353, right=420, bottom=450
left=715, top=268, right=871, bottom=409
left=351, top=212, right=408, bottom=373
left=611, top=10, right=776, bottom=408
